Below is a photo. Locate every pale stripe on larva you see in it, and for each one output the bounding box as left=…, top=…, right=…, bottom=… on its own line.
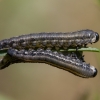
left=0, top=48, right=97, bottom=78
left=0, top=29, right=99, bottom=50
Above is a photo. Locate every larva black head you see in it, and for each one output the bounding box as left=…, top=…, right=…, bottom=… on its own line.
left=91, top=67, right=97, bottom=77
left=88, top=30, right=99, bottom=43
left=94, top=32, right=99, bottom=43
left=78, top=29, right=99, bottom=44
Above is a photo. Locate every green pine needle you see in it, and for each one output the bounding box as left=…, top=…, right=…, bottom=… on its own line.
left=60, top=47, right=100, bottom=52
left=0, top=47, right=100, bottom=57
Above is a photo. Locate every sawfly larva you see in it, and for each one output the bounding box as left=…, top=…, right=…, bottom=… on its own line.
left=0, top=48, right=97, bottom=78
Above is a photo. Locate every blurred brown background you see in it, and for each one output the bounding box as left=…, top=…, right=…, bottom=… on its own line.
left=0, top=0, right=100, bottom=100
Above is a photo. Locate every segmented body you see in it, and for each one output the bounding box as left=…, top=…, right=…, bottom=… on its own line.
left=0, top=29, right=99, bottom=50
left=0, top=48, right=97, bottom=78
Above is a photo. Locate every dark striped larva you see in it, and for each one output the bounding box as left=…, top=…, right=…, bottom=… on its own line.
left=0, top=29, right=99, bottom=50
left=0, top=48, right=97, bottom=78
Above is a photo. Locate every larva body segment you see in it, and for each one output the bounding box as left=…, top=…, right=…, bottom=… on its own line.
left=0, top=29, right=99, bottom=50
left=0, top=48, right=97, bottom=78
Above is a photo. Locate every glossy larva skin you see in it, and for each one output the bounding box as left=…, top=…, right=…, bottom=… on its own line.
left=0, top=49, right=97, bottom=78
left=0, top=29, right=99, bottom=50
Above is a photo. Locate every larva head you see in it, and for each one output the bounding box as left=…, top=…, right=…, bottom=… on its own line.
left=89, top=66, right=97, bottom=77
left=85, top=29, right=99, bottom=43
left=93, top=32, right=99, bottom=43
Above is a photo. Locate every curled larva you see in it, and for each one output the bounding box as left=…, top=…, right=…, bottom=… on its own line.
left=0, top=29, right=99, bottom=50
left=0, top=48, right=97, bottom=78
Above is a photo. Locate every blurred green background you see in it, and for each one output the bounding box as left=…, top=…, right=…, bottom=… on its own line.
left=0, top=0, right=100, bottom=100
